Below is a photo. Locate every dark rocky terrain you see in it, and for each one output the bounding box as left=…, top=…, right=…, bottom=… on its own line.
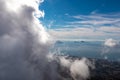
left=90, top=59, right=120, bottom=80
left=58, top=57, right=120, bottom=80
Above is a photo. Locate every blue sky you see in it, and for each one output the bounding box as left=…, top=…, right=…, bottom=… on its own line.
left=40, top=0, right=120, bottom=41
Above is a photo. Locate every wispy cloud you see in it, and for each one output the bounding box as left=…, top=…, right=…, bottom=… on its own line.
left=48, top=27, right=120, bottom=41
left=48, top=13, right=120, bottom=41
left=70, top=13, right=120, bottom=27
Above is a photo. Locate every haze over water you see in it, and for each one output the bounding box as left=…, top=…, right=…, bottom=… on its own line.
left=53, top=41, right=120, bottom=61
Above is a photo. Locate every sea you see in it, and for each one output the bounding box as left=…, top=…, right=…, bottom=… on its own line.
left=51, top=40, right=120, bottom=61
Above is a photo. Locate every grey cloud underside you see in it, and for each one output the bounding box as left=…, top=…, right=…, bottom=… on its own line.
left=0, top=0, right=55, bottom=80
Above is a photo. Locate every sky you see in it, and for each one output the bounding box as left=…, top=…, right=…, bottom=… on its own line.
left=40, top=0, right=120, bottom=41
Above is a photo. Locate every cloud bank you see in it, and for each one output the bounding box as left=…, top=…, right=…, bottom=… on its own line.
left=0, top=0, right=54, bottom=80
left=0, top=0, right=94, bottom=80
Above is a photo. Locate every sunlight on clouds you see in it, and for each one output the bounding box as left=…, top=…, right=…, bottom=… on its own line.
left=6, top=0, right=36, bottom=11
left=5, top=0, right=48, bottom=43
left=6, top=0, right=44, bottom=18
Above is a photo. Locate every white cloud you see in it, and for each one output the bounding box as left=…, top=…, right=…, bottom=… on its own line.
left=98, top=27, right=120, bottom=33
left=48, top=13, right=120, bottom=40
left=59, top=56, right=71, bottom=68
left=48, top=27, right=120, bottom=40
left=58, top=57, right=94, bottom=80
left=101, top=38, right=120, bottom=58
left=70, top=13, right=120, bottom=27
left=0, top=0, right=57, bottom=80
left=70, top=58, right=90, bottom=80
left=104, top=38, right=119, bottom=47
left=0, top=0, right=97, bottom=80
